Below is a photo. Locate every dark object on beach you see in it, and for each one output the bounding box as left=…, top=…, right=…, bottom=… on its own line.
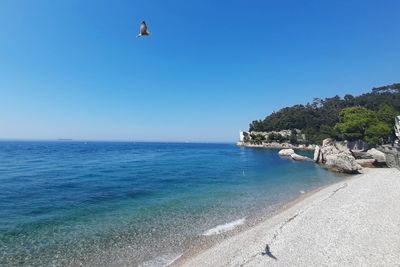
left=137, top=21, right=150, bottom=37
left=262, top=244, right=277, bottom=260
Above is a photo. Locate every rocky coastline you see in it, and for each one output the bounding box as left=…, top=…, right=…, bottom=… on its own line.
left=239, top=138, right=388, bottom=174
left=236, top=141, right=316, bottom=151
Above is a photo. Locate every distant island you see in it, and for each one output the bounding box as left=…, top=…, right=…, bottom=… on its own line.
left=241, top=83, right=400, bottom=147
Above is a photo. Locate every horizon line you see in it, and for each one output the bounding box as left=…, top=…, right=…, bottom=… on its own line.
left=0, top=138, right=236, bottom=144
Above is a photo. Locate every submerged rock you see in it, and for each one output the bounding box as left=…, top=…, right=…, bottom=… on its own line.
left=291, top=153, right=312, bottom=161
left=278, top=149, right=295, bottom=156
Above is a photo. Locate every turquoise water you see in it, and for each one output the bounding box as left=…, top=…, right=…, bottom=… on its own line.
left=0, top=142, right=343, bottom=266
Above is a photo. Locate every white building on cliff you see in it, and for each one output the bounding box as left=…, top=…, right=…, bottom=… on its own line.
left=239, top=131, right=245, bottom=142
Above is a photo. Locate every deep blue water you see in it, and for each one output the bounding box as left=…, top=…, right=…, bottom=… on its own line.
left=0, top=142, right=343, bottom=266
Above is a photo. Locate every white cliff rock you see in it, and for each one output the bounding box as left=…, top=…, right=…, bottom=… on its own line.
left=313, top=145, right=320, bottom=162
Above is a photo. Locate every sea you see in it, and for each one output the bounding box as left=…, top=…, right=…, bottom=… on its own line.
left=0, top=141, right=344, bottom=266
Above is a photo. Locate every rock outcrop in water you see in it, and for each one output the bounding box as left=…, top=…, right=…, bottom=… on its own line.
left=279, top=149, right=312, bottom=161
left=278, top=149, right=295, bottom=156
left=314, top=138, right=362, bottom=174
left=291, top=153, right=313, bottom=161
left=275, top=139, right=386, bottom=173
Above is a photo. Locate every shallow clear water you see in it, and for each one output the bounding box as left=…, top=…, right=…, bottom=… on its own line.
left=0, top=141, right=343, bottom=266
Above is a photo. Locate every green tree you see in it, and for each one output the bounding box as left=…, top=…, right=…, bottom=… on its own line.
left=248, top=83, right=400, bottom=144
left=335, top=107, right=377, bottom=141
left=334, top=106, right=394, bottom=145
left=365, top=122, right=391, bottom=145
left=377, top=103, right=397, bottom=126
left=314, top=125, right=338, bottom=144
left=275, top=133, right=286, bottom=143
left=250, top=133, right=266, bottom=145
left=267, top=132, right=276, bottom=141
left=289, top=131, right=298, bottom=145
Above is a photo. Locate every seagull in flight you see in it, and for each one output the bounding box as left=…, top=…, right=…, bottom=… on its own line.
left=137, top=21, right=150, bottom=37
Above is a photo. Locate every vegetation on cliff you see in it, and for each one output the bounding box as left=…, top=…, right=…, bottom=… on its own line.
left=249, top=83, right=400, bottom=145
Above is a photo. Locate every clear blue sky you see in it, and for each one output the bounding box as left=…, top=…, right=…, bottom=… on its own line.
left=1, top=0, right=399, bottom=142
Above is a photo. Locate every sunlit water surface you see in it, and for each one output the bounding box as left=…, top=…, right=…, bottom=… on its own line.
left=0, top=142, right=343, bottom=266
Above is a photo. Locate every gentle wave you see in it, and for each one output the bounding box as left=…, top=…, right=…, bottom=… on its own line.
left=203, top=217, right=246, bottom=236
left=140, top=253, right=182, bottom=267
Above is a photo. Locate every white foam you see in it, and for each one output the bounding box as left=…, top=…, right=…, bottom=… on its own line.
left=300, top=190, right=305, bottom=194
left=203, top=217, right=246, bottom=236
left=140, top=253, right=182, bottom=267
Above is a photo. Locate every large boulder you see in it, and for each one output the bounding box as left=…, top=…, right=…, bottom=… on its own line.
left=278, top=148, right=295, bottom=156
left=319, top=139, right=340, bottom=163
left=317, top=138, right=361, bottom=173
left=317, top=138, right=352, bottom=162
left=291, top=153, right=312, bottom=161
left=366, top=148, right=386, bottom=163
left=325, top=152, right=362, bottom=174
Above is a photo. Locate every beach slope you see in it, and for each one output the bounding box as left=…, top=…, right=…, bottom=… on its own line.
left=178, top=168, right=400, bottom=266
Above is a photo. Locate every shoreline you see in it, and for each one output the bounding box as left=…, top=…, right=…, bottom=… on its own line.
left=172, top=183, right=330, bottom=266
left=174, top=168, right=400, bottom=266
left=237, top=142, right=316, bottom=151
left=172, top=174, right=346, bottom=266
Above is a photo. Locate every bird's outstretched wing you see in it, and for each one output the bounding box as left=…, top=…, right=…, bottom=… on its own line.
left=140, top=21, right=147, bottom=35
